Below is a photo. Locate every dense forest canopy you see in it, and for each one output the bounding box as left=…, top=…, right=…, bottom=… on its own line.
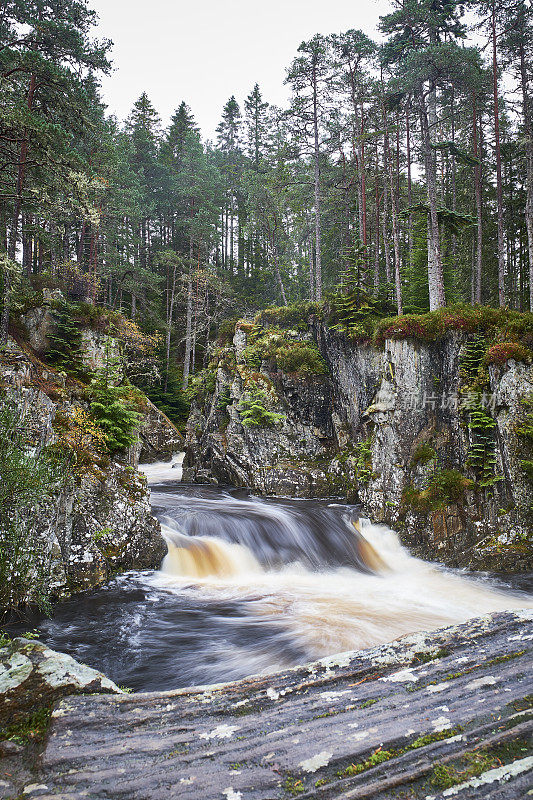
left=1, top=0, right=532, bottom=400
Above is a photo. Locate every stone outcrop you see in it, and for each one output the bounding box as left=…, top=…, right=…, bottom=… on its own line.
left=0, top=637, right=121, bottom=727
left=184, top=326, right=334, bottom=496
left=318, top=326, right=532, bottom=570
left=138, top=398, right=183, bottom=464
left=24, top=609, right=533, bottom=799
left=0, top=338, right=167, bottom=601
left=185, top=321, right=532, bottom=570
left=20, top=290, right=124, bottom=380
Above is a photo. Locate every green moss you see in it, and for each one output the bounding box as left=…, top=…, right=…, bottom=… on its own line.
left=283, top=776, right=305, bottom=795
left=406, top=728, right=461, bottom=750
left=411, top=648, right=449, bottom=664
left=484, top=342, right=532, bottom=366
left=429, top=742, right=528, bottom=791
left=337, top=748, right=393, bottom=778
left=486, top=650, right=526, bottom=666
left=411, top=443, right=437, bottom=468
left=241, top=327, right=327, bottom=376
left=0, top=706, right=52, bottom=745
left=323, top=302, right=533, bottom=355
left=402, top=468, right=473, bottom=513
left=254, top=301, right=320, bottom=331
left=360, top=698, right=378, bottom=708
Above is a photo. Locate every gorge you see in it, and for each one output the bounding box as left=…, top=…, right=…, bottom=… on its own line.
left=1, top=298, right=532, bottom=799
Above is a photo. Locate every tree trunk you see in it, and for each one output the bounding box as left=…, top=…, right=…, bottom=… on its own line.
left=164, top=263, right=177, bottom=392
left=312, top=62, right=323, bottom=300
left=518, top=39, right=533, bottom=310
left=272, top=239, right=288, bottom=306
left=406, top=102, right=414, bottom=279
left=419, top=91, right=446, bottom=310
left=182, top=239, right=194, bottom=390
left=382, top=100, right=403, bottom=314
left=472, top=95, right=483, bottom=304
left=491, top=0, right=507, bottom=306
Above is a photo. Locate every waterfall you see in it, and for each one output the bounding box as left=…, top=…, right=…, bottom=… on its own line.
left=151, top=490, right=525, bottom=662
left=31, top=477, right=531, bottom=692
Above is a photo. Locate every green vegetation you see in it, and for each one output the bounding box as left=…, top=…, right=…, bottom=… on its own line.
left=0, top=706, right=52, bottom=746
left=324, top=302, right=533, bottom=350
left=338, top=748, right=393, bottom=777
left=185, top=368, right=217, bottom=403
left=254, top=301, right=321, bottom=331
left=411, top=443, right=437, bottom=468
left=429, top=740, right=531, bottom=791
left=403, top=469, right=473, bottom=512
left=484, top=342, right=532, bottom=366
left=283, top=776, right=305, bottom=796
left=236, top=384, right=285, bottom=427
left=411, top=647, right=450, bottom=664
left=459, top=335, right=501, bottom=487
left=353, top=438, right=373, bottom=486
left=88, top=380, right=141, bottom=453
left=241, top=325, right=328, bottom=376
left=47, top=300, right=87, bottom=378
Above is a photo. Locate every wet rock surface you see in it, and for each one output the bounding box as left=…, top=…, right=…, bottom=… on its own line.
left=0, top=638, right=121, bottom=727
left=31, top=609, right=532, bottom=799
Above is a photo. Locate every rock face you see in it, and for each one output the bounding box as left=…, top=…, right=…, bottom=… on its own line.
left=184, top=328, right=335, bottom=497
left=20, top=290, right=124, bottom=380
left=185, top=322, right=532, bottom=570
left=0, top=637, right=121, bottom=727
left=138, top=398, right=183, bottom=464
left=317, top=326, right=533, bottom=570
left=0, top=339, right=167, bottom=601
left=31, top=609, right=533, bottom=799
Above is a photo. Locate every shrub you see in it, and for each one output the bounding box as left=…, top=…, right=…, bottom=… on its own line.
left=185, top=368, right=217, bottom=404
left=402, top=468, right=473, bottom=512
left=236, top=384, right=285, bottom=427
left=274, top=341, right=328, bottom=375
left=47, top=300, right=87, bottom=378
left=242, top=328, right=328, bottom=376
left=484, top=342, right=532, bottom=366
left=255, top=301, right=320, bottom=330
left=411, top=442, right=437, bottom=467
left=88, top=380, right=141, bottom=453
left=53, top=406, right=108, bottom=473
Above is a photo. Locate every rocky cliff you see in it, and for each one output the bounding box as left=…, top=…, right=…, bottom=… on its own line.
left=0, top=296, right=183, bottom=609
left=184, top=310, right=533, bottom=571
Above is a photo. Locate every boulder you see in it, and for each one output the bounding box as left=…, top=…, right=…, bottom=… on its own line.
left=0, top=638, right=121, bottom=727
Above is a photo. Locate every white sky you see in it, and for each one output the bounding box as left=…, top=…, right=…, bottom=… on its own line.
left=91, top=0, right=390, bottom=140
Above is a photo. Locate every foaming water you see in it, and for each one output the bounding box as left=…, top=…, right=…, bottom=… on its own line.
left=19, top=479, right=532, bottom=692
left=138, top=453, right=184, bottom=484
left=153, top=504, right=525, bottom=660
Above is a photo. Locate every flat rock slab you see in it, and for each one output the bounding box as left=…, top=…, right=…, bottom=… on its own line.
left=35, top=610, right=532, bottom=799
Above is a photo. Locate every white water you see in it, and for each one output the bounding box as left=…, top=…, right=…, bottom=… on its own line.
left=150, top=495, right=530, bottom=661
left=34, top=460, right=531, bottom=691
left=139, top=452, right=184, bottom=484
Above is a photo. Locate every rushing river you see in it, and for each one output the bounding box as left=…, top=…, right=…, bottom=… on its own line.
left=21, top=456, right=532, bottom=692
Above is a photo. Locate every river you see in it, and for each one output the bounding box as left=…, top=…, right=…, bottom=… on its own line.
left=21, top=455, right=532, bottom=692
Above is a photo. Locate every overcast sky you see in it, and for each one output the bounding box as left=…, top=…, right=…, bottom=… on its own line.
left=91, top=0, right=390, bottom=140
